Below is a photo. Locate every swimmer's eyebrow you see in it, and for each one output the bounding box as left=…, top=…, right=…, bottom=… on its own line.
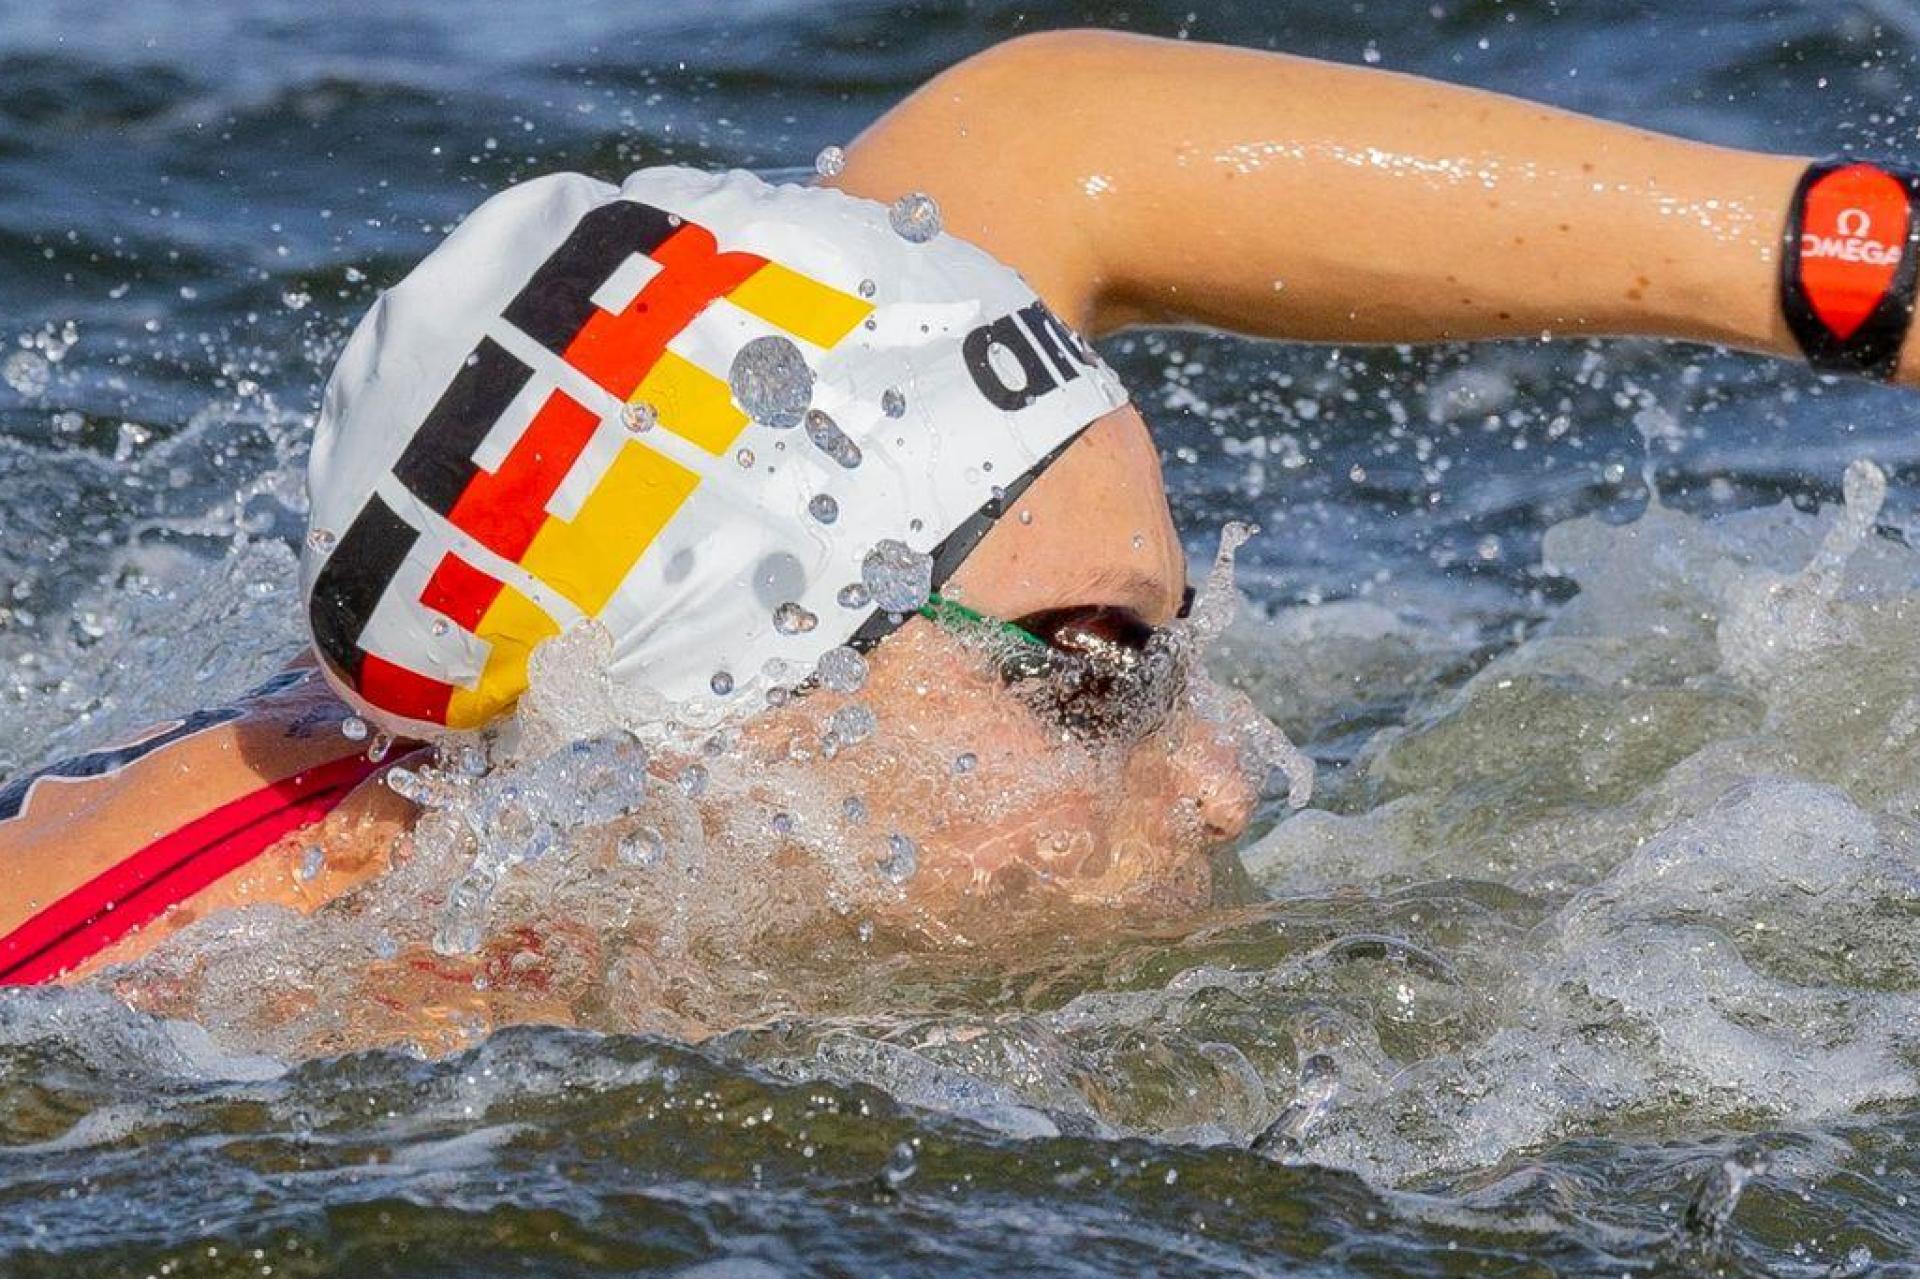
left=1066, top=565, right=1182, bottom=620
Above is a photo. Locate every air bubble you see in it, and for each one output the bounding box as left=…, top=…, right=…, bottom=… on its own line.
left=805, top=409, right=862, bottom=469
left=881, top=386, right=906, bottom=418
left=385, top=766, right=428, bottom=803
left=889, top=192, right=942, bottom=243
left=878, top=832, right=920, bottom=883
left=340, top=715, right=369, bottom=742
left=621, top=400, right=657, bottom=433
left=771, top=811, right=794, bottom=836
left=828, top=703, right=876, bottom=747
left=814, top=646, right=867, bottom=693
left=710, top=671, right=735, bottom=696
left=837, top=583, right=871, bottom=609
left=296, top=845, right=325, bottom=883
left=618, top=826, right=666, bottom=868
left=882, top=1140, right=919, bottom=1188
left=953, top=752, right=977, bottom=775
left=857, top=278, right=877, bottom=298
left=736, top=447, right=756, bottom=468
left=306, top=528, right=337, bottom=554
left=842, top=794, right=869, bottom=824
left=861, top=538, right=933, bottom=612
left=678, top=762, right=709, bottom=798
left=729, top=334, right=813, bottom=428
left=430, top=618, right=450, bottom=637
left=3, top=350, right=51, bottom=398
left=808, top=493, right=839, bottom=524
left=814, top=145, right=846, bottom=177
left=773, top=602, right=818, bottom=635
left=366, top=732, right=394, bottom=764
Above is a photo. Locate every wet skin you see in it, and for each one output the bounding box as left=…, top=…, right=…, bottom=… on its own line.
left=739, top=405, right=1261, bottom=914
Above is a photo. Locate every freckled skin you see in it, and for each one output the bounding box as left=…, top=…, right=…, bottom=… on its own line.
left=3, top=30, right=1890, bottom=992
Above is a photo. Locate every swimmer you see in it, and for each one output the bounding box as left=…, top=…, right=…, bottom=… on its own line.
left=4, top=31, right=1915, bottom=1017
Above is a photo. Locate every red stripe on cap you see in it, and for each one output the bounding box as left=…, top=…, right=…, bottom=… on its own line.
left=420, top=552, right=506, bottom=633
left=446, top=388, right=600, bottom=562
left=357, top=653, right=455, bottom=726
left=563, top=223, right=765, bottom=399
left=0, top=753, right=388, bottom=985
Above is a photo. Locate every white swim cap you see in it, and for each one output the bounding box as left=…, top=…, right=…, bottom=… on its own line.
left=302, top=166, right=1128, bottom=736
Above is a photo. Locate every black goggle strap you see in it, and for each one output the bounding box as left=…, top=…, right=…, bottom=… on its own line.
left=845, top=429, right=1086, bottom=654
left=1781, top=157, right=1920, bottom=380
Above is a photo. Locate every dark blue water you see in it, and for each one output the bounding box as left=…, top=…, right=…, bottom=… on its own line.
left=6, top=2, right=1920, bottom=1275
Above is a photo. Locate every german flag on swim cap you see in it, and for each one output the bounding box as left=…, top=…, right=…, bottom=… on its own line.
left=301, top=166, right=1128, bottom=737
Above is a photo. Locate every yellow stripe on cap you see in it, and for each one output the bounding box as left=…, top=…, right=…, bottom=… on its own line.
left=633, top=351, right=748, bottom=456
left=446, top=584, right=560, bottom=729
left=727, top=261, right=873, bottom=349
left=519, top=438, right=699, bottom=616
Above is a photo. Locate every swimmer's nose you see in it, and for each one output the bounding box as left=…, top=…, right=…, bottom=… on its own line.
left=1169, top=720, right=1257, bottom=844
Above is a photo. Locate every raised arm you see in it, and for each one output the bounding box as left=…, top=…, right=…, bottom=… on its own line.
left=831, top=30, right=1900, bottom=380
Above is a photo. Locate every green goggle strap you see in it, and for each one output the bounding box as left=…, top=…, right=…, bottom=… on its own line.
left=917, top=593, right=1046, bottom=648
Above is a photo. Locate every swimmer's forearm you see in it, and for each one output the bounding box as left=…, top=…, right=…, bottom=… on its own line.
left=843, top=32, right=1916, bottom=384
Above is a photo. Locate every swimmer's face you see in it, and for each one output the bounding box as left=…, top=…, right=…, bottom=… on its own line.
left=743, top=408, right=1262, bottom=913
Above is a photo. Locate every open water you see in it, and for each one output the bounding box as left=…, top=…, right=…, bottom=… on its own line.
left=5, top=1, right=1920, bottom=1275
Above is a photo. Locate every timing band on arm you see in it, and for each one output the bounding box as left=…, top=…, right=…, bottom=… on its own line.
left=1780, top=158, right=1920, bottom=380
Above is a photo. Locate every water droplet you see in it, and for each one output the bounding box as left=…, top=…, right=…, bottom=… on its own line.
left=952, top=752, right=977, bottom=775
left=878, top=832, right=919, bottom=883
left=678, top=762, right=709, bottom=798
left=827, top=703, right=876, bottom=749
left=366, top=731, right=394, bottom=763
left=771, top=811, right=794, bottom=836
left=736, top=447, right=756, bottom=468
left=857, top=278, right=877, bottom=299
left=842, top=794, right=869, bottom=825
left=814, top=144, right=846, bottom=177
left=856, top=918, right=874, bottom=943
left=881, top=386, right=906, bottom=418
left=889, top=192, right=942, bottom=243
left=805, top=409, right=862, bottom=469
left=7, top=348, right=52, bottom=398
left=814, top=646, right=867, bottom=693
left=622, top=400, right=657, bottom=433
left=773, top=602, right=818, bottom=635
left=340, top=715, right=369, bottom=742
left=837, top=583, right=872, bottom=609
left=296, top=845, right=326, bottom=883
left=618, top=826, right=666, bottom=868
left=710, top=670, right=735, bottom=696
left=306, top=527, right=337, bottom=554
left=861, top=538, right=932, bottom=612
left=808, top=493, right=839, bottom=524
left=767, top=686, right=792, bottom=707
left=883, top=1140, right=918, bottom=1188
left=385, top=766, right=428, bottom=803
left=1018, top=509, right=1034, bottom=525
left=729, top=334, right=813, bottom=428
left=430, top=618, right=451, bottom=637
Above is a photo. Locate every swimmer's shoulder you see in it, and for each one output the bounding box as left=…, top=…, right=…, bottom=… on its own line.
left=0, top=667, right=412, bottom=984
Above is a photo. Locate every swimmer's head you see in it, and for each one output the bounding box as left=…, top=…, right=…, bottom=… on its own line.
left=301, top=166, right=1128, bottom=737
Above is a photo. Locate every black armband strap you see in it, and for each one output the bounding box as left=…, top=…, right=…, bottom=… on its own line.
left=1780, top=158, right=1920, bottom=380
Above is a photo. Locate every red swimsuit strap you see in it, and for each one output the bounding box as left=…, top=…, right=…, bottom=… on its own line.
left=0, top=752, right=388, bottom=986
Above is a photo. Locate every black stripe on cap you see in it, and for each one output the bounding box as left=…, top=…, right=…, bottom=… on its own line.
left=502, top=199, right=680, bottom=354
left=392, top=336, right=534, bottom=516
left=308, top=493, right=419, bottom=684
